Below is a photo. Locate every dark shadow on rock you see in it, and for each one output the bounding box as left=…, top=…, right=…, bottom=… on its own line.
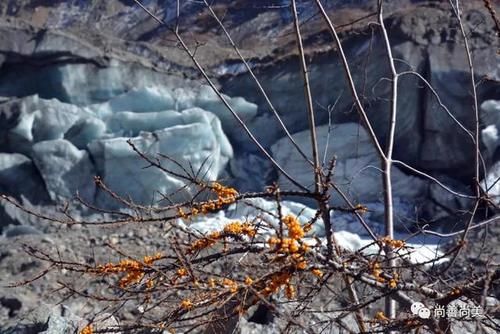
left=0, top=297, right=22, bottom=318
left=247, top=303, right=274, bottom=325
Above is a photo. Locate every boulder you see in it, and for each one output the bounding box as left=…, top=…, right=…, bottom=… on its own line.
left=0, top=300, right=120, bottom=334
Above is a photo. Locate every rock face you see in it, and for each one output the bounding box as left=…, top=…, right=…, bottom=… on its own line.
left=221, top=4, right=500, bottom=182
left=0, top=0, right=357, bottom=42
left=0, top=19, right=199, bottom=105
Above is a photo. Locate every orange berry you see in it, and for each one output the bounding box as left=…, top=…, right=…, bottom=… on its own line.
left=311, top=268, right=323, bottom=278
left=180, top=299, right=193, bottom=310
left=296, top=261, right=307, bottom=270
left=177, top=268, right=188, bottom=277
left=80, top=325, right=93, bottom=334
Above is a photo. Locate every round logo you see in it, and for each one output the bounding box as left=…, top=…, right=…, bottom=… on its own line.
left=411, top=302, right=431, bottom=319
left=418, top=307, right=431, bottom=319
left=411, top=302, right=425, bottom=314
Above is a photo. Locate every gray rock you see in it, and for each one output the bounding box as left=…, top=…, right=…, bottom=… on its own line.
left=0, top=22, right=103, bottom=59
left=0, top=302, right=120, bottom=334
left=0, top=18, right=198, bottom=105
left=3, top=225, right=43, bottom=238
left=39, top=313, right=75, bottom=334
left=447, top=299, right=498, bottom=334
left=0, top=297, right=22, bottom=318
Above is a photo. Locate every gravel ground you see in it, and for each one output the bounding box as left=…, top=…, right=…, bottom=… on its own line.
left=0, top=206, right=498, bottom=334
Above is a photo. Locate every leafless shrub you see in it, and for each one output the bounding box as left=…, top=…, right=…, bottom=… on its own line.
left=1, top=0, right=499, bottom=333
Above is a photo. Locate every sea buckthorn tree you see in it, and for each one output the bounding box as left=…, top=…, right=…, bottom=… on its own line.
left=2, top=0, right=500, bottom=333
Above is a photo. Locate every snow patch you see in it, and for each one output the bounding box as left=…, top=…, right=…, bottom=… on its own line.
left=185, top=198, right=447, bottom=266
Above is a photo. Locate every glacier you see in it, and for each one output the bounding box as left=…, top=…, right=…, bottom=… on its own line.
left=0, top=81, right=462, bottom=264
left=89, top=108, right=233, bottom=207
left=0, top=84, right=250, bottom=210
left=271, top=122, right=437, bottom=222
